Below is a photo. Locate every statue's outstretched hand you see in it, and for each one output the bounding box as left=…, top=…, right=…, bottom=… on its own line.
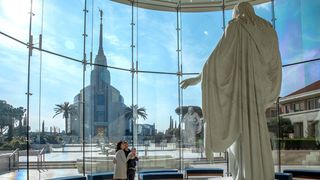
left=180, top=74, right=201, bottom=89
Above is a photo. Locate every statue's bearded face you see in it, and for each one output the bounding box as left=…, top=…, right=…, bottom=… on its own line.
left=188, top=107, right=194, bottom=114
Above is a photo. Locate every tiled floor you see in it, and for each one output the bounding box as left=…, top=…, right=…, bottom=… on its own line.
left=0, top=169, right=81, bottom=180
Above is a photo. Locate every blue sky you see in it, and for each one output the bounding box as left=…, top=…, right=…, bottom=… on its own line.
left=0, top=0, right=319, bottom=132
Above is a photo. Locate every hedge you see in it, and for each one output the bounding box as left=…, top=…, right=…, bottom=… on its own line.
left=272, top=139, right=320, bottom=150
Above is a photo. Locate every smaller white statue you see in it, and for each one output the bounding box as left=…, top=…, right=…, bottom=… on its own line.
left=183, top=107, right=202, bottom=147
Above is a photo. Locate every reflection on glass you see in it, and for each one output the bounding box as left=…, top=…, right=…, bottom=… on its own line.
left=266, top=61, right=320, bottom=171
left=276, top=0, right=320, bottom=65
left=278, top=74, right=320, bottom=168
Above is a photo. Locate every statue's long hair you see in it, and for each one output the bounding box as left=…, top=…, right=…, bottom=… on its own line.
left=233, top=2, right=271, bottom=28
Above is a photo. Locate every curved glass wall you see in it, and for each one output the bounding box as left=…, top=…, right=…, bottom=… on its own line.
left=276, top=0, right=320, bottom=65
left=180, top=10, right=225, bottom=170
left=137, top=9, right=177, bottom=72
left=0, top=0, right=319, bottom=179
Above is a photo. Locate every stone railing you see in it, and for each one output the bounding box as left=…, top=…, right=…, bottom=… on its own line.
left=76, top=155, right=182, bottom=173
left=0, top=149, right=19, bottom=174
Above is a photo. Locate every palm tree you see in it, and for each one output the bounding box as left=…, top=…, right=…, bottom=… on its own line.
left=53, top=102, right=76, bottom=134
left=124, top=105, right=147, bottom=121
left=124, top=105, right=147, bottom=144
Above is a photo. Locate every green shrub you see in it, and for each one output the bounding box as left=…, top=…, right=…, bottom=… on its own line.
left=0, top=143, right=13, bottom=150
left=283, top=139, right=320, bottom=150
left=0, top=137, right=27, bottom=150
left=9, top=138, right=27, bottom=150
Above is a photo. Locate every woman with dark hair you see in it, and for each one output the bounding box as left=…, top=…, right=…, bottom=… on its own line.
left=113, top=141, right=134, bottom=180
left=115, top=141, right=123, bottom=152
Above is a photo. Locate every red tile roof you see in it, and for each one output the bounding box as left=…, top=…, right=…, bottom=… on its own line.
left=286, top=80, right=320, bottom=97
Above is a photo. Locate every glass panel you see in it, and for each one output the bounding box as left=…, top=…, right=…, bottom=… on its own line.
left=279, top=61, right=320, bottom=171
left=181, top=11, right=223, bottom=74
left=181, top=74, right=228, bottom=173
left=0, top=0, right=30, bottom=42
left=33, top=0, right=84, bottom=178
left=39, top=0, right=84, bottom=57
left=82, top=0, right=133, bottom=174
left=31, top=53, right=83, bottom=179
left=0, top=30, right=28, bottom=178
left=181, top=10, right=227, bottom=173
left=82, top=66, right=132, bottom=174
left=276, top=0, right=320, bottom=65
left=96, top=1, right=133, bottom=69
left=136, top=73, right=180, bottom=170
left=266, top=102, right=281, bottom=172
left=138, top=9, right=177, bottom=73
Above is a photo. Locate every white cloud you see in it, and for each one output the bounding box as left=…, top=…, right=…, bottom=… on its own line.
left=255, top=3, right=271, bottom=11
left=0, top=18, right=29, bottom=50
left=64, top=40, right=75, bottom=50
left=204, top=31, right=208, bottom=36
left=107, top=52, right=131, bottom=68
left=0, top=0, right=36, bottom=27
left=105, top=34, right=120, bottom=46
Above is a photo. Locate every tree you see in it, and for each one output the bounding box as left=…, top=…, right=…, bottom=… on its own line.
left=165, top=116, right=180, bottom=142
left=124, top=105, right=147, bottom=122
left=124, top=105, right=147, bottom=144
left=53, top=102, right=76, bottom=134
left=165, top=128, right=180, bottom=141
left=42, top=120, right=45, bottom=133
left=0, top=101, right=11, bottom=135
left=0, top=100, right=25, bottom=140
left=154, top=132, right=165, bottom=143
left=13, top=125, right=29, bottom=137
left=169, top=116, right=173, bottom=130
left=268, top=117, right=294, bottom=138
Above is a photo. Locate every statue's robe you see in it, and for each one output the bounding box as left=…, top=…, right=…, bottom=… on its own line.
left=201, top=16, right=282, bottom=180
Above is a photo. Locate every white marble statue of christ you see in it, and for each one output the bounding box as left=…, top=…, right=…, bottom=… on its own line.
left=181, top=2, right=282, bottom=180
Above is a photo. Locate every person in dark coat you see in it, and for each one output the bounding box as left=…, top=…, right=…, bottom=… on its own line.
left=123, top=141, right=139, bottom=180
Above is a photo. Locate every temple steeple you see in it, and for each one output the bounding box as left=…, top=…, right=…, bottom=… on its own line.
left=98, top=9, right=104, bottom=56
left=91, top=9, right=110, bottom=85
left=94, top=9, right=107, bottom=67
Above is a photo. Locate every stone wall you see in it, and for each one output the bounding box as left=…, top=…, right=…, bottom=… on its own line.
left=273, top=150, right=320, bottom=165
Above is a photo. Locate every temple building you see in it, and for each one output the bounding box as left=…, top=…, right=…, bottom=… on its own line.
left=70, top=11, right=129, bottom=142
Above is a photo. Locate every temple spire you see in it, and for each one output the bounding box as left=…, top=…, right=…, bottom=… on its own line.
left=91, top=9, right=110, bottom=85
left=98, top=9, right=104, bottom=55
left=94, top=9, right=107, bottom=67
